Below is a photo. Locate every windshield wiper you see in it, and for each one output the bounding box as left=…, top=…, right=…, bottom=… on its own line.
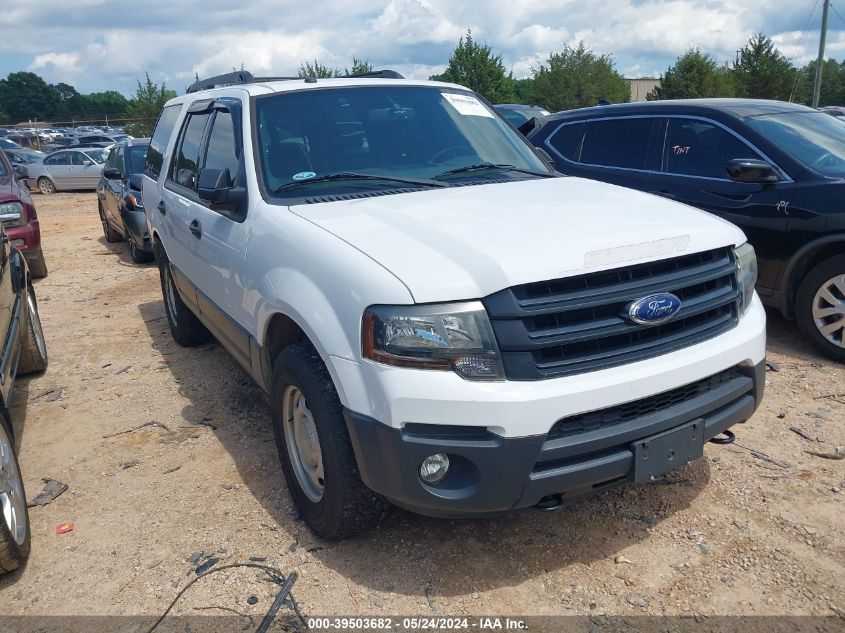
left=274, top=172, right=448, bottom=193
left=434, top=162, right=555, bottom=179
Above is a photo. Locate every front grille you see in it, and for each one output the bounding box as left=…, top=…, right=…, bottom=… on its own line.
left=547, top=367, right=744, bottom=441
left=483, top=248, right=740, bottom=380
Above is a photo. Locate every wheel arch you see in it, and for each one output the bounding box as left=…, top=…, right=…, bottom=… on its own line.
left=780, top=233, right=845, bottom=318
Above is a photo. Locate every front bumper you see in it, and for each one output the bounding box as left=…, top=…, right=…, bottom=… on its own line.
left=6, top=219, right=41, bottom=253
left=345, top=359, right=765, bottom=517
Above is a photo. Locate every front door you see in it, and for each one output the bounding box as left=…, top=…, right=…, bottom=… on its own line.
left=646, top=117, right=795, bottom=294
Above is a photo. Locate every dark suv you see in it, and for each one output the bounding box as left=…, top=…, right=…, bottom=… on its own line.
left=527, top=99, right=845, bottom=361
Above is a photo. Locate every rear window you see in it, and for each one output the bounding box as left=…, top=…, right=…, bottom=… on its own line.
left=580, top=118, right=654, bottom=170
left=145, top=104, right=183, bottom=179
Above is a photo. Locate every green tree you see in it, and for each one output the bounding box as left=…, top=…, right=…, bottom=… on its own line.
left=799, top=58, right=845, bottom=106
left=648, top=48, right=735, bottom=100
left=528, top=42, right=630, bottom=111
left=124, top=73, right=177, bottom=137
left=513, top=77, right=535, bottom=103
left=298, top=60, right=340, bottom=78
left=0, top=71, right=59, bottom=122
left=732, top=33, right=797, bottom=100
left=429, top=31, right=515, bottom=103
left=344, top=58, right=375, bottom=76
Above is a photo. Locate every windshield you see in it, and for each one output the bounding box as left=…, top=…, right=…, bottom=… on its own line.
left=745, top=111, right=845, bottom=179
left=255, top=85, right=550, bottom=198
left=85, top=149, right=108, bottom=164
left=0, top=138, right=20, bottom=150
left=127, top=144, right=148, bottom=174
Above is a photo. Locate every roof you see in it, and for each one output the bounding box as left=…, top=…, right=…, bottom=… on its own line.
left=547, top=98, right=816, bottom=121
left=167, top=77, right=469, bottom=104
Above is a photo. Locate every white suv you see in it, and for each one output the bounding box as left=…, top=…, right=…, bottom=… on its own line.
left=142, top=71, right=766, bottom=538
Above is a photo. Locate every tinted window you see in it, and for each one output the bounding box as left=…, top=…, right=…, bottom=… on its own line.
left=127, top=145, right=148, bottom=174
left=44, top=152, right=69, bottom=165
left=105, top=146, right=120, bottom=170
left=146, top=104, right=183, bottom=178
left=70, top=152, right=89, bottom=165
left=548, top=122, right=585, bottom=162
left=203, top=110, right=240, bottom=187
left=664, top=119, right=760, bottom=179
left=580, top=118, right=653, bottom=169
left=745, top=111, right=845, bottom=179
left=171, top=113, right=210, bottom=191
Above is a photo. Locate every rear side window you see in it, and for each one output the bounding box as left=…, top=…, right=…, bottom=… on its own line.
left=146, top=104, right=183, bottom=179
left=170, top=113, right=210, bottom=191
left=580, top=118, right=654, bottom=169
left=203, top=110, right=240, bottom=187
left=547, top=122, right=585, bottom=162
left=664, top=118, right=761, bottom=179
left=44, top=152, right=69, bottom=165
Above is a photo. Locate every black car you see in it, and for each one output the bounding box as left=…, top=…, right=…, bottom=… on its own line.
left=0, top=222, right=49, bottom=576
left=527, top=99, right=845, bottom=361
left=97, top=138, right=153, bottom=263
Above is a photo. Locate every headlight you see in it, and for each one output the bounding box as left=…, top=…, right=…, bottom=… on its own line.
left=0, top=202, right=24, bottom=227
left=362, top=302, right=504, bottom=380
left=735, top=242, right=758, bottom=314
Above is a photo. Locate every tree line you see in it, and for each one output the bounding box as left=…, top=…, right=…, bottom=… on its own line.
left=1, top=29, right=842, bottom=131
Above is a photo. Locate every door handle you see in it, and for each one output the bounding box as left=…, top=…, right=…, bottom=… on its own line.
left=189, top=219, right=202, bottom=239
left=157, top=200, right=166, bottom=215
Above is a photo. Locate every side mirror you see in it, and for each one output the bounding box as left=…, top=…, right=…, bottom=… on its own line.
left=197, top=168, right=246, bottom=214
left=725, top=159, right=780, bottom=184
left=83, top=159, right=94, bottom=166
left=12, top=165, right=26, bottom=180
left=103, top=167, right=121, bottom=180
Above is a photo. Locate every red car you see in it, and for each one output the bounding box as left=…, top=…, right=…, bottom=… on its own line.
left=0, top=150, right=47, bottom=277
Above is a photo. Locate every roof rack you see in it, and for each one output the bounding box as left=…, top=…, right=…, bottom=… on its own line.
left=187, top=69, right=405, bottom=93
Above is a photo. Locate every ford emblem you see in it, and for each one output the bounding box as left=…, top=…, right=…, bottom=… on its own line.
left=627, top=293, right=682, bottom=325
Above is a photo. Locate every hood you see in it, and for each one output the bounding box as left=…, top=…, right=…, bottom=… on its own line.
left=291, top=177, right=747, bottom=303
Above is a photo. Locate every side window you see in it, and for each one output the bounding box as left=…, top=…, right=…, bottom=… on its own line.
left=170, top=112, right=210, bottom=191
left=44, top=152, right=69, bottom=165
left=202, top=110, right=240, bottom=187
left=71, top=152, right=88, bottom=165
left=105, top=147, right=120, bottom=170
left=115, top=145, right=125, bottom=174
left=664, top=118, right=761, bottom=179
left=547, top=122, right=585, bottom=162
left=580, top=118, right=654, bottom=169
left=146, top=104, right=183, bottom=179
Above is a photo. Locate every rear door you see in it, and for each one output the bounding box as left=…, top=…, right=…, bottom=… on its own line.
left=645, top=116, right=795, bottom=293
left=163, top=99, right=252, bottom=367
left=102, top=145, right=125, bottom=231
left=541, top=116, right=660, bottom=191
left=42, top=151, right=72, bottom=187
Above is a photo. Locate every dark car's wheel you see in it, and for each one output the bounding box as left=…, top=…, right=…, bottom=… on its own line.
left=27, top=250, right=48, bottom=279
left=796, top=254, right=845, bottom=363
left=271, top=341, right=387, bottom=539
left=98, top=204, right=122, bottom=243
left=126, top=229, right=154, bottom=264
left=37, top=178, right=55, bottom=195
left=17, top=284, right=48, bottom=375
left=156, top=247, right=210, bottom=347
left=0, top=408, right=31, bottom=575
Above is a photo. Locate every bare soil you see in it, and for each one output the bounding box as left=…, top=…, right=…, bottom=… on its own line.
left=0, top=192, right=842, bottom=620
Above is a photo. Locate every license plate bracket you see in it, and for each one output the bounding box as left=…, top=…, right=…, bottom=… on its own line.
left=632, top=419, right=704, bottom=483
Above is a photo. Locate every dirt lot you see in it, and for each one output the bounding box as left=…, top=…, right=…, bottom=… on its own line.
left=0, top=192, right=842, bottom=622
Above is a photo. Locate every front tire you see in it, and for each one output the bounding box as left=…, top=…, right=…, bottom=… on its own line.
left=156, top=247, right=210, bottom=347
left=271, top=342, right=387, bottom=539
left=99, top=204, right=122, bottom=243
left=37, top=178, right=55, bottom=195
left=127, top=233, right=154, bottom=264
left=0, top=409, right=31, bottom=575
left=17, top=284, right=48, bottom=375
left=26, top=250, right=48, bottom=279
left=796, top=254, right=845, bottom=363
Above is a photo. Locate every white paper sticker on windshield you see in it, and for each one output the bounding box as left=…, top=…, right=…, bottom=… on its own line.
left=441, top=93, right=495, bottom=118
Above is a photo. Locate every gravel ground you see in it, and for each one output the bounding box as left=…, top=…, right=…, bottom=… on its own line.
left=0, top=192, right=842, bottom=623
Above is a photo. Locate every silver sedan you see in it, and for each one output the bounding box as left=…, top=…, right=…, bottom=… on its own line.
left=26, top=148, right=108, bottom=194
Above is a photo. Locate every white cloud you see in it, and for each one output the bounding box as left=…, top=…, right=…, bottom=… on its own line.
left=2, top=0, right=842, bottom=95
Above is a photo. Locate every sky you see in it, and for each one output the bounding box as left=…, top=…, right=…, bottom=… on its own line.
left=1, top=0, right=844, bottom=96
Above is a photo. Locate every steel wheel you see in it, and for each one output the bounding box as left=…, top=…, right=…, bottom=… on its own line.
left=812, top=274, right=845, bottom=348
left=37, top=178, right=55, bottom=195
left=282, top=385, right=324, bottom=502
left=0, top=422, right=27, bottom=547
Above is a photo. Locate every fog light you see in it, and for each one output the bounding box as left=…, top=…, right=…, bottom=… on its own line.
left=419, top=453, right=450, bottom=484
